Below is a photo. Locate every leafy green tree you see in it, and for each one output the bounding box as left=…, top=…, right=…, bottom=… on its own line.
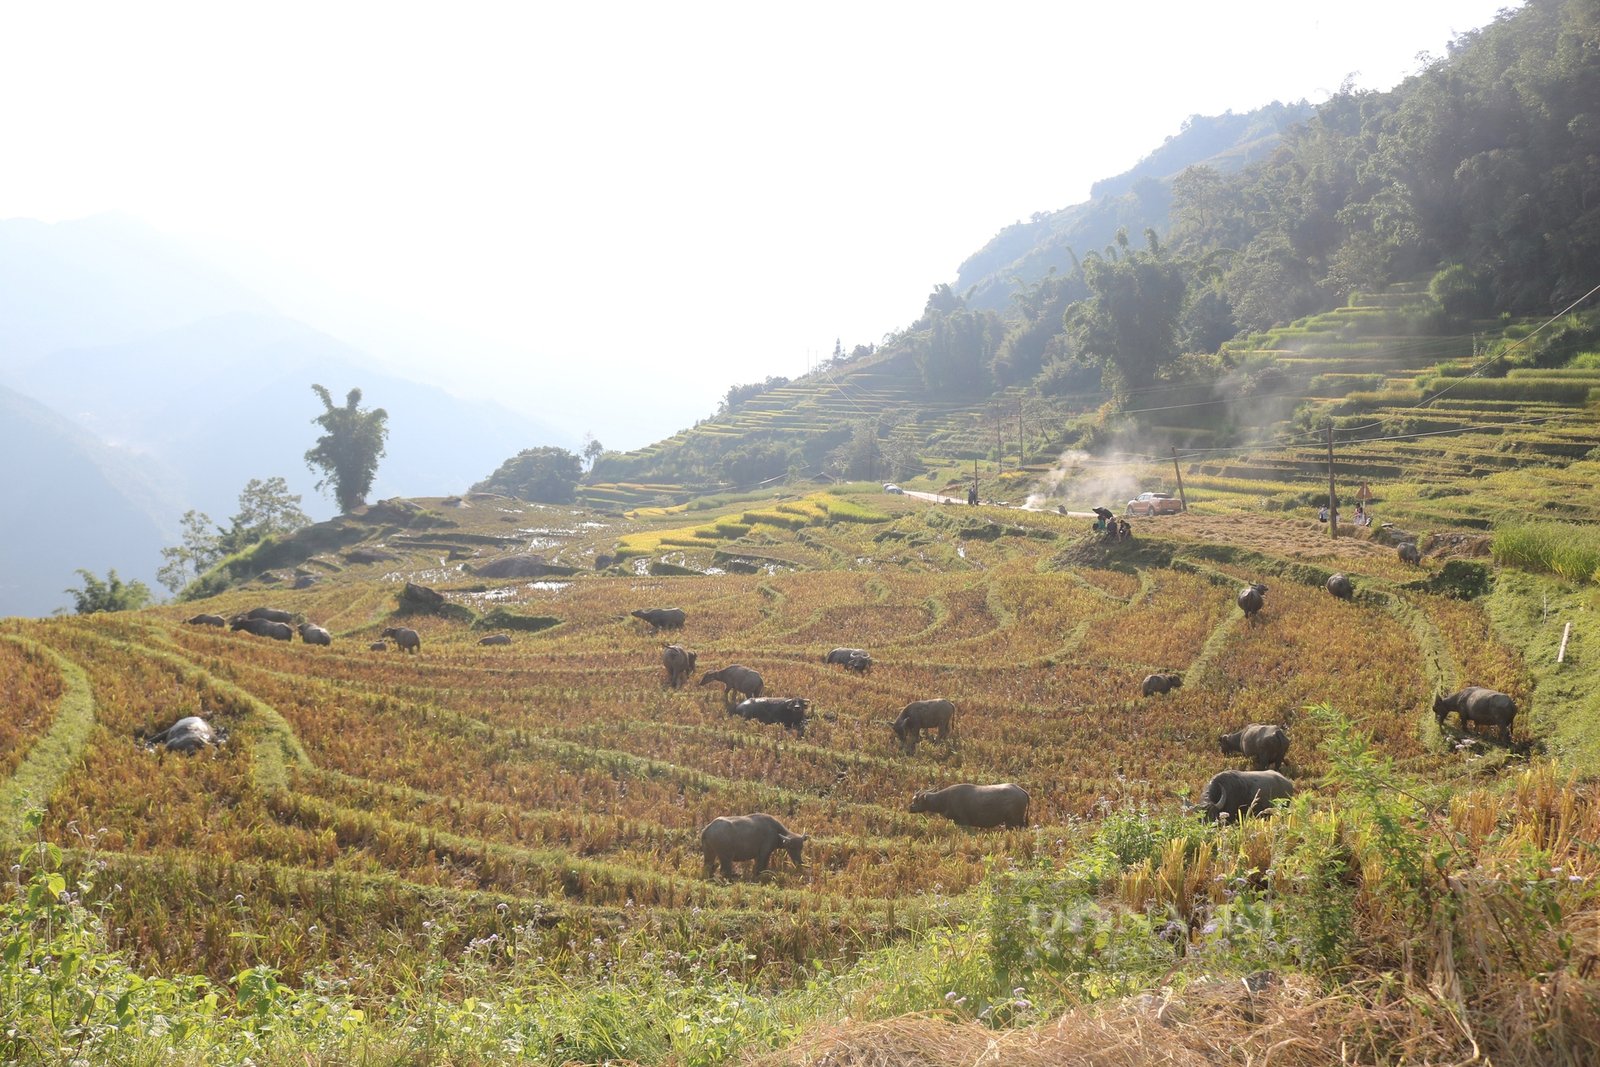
left=581, top=435, right=605, bottom=473
left=304, top=385, right=389, bottom=513
left=63, top=569, right=152, bottom=614
left=473, top=446, right=582, bottom=503
left=1063, top=231, right=1187, bottom=398
left=157, top=477, right=311, bottom=594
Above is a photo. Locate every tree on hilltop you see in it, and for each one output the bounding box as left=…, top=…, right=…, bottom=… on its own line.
left=305, top=385, right=389, bottom=513
left=473, top=446, right=582, bottom=503
left=157, top=477, right=311, bottom=594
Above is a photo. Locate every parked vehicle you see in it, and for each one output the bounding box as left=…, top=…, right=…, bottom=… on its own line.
left=1126, top=491, right=1183, bottom=516
left=883, top=483, right=905, bottom=494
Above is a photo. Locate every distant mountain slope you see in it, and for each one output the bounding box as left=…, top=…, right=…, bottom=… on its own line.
left=955, top=102, right=1314, bottom=312
left=16, top=311, right=567, bottom=523
left=0, top=386, right=175, bottom=618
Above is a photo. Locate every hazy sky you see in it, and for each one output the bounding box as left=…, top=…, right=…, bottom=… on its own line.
left=2, top=1, right=1518, bottom=449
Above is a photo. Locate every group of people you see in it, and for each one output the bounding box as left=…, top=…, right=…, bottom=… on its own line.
left=1317, top=502, right=1374, bottom=527
left=1093, top=515, right=1133, bottom=542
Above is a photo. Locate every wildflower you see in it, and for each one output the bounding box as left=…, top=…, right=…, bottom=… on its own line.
left=1202, top=921, right=1219, bottom=935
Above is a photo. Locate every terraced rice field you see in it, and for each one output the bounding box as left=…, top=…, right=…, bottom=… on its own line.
left=0, top=498, right=1526, bottom=994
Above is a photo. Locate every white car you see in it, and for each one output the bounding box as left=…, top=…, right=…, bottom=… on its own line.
left=1126, top=491, right=1183, bottom=516
left=882, top=483, right=905, bottom=494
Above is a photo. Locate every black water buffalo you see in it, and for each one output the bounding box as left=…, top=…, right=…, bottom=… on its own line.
left=699, top=665, right=763, bottom=704
left=230, top=616, right=294, bottom=641
left=297, top=623, right=333, bottom=646
left=631, top=607, right=686, bottom=632
left=1434, top=686, right=1517, bottom=743
left=700, top=813, right=806, bottom=879
left=184, top=613, right=226, bottom=627
left=733, top=697, right=809, bottom=734
left=824, top=647, right=869, bottom=666
left=1219, top=723, right=1290, bottom=771
left=893, top=699, right=955, bottom=753
left=910, top=783, right=1029, bottom=829
left=478, top=633, right=513, bottom=646
left=1142, top=673, right=1183, bottom=697
left=1398, top=543, right=1421, bottom=566
left=843, top=653, right=873, bottom=673
left=368, top=640, right=388, bottom=651
left=1199, top=769, right=1295, bottom=822
left=1326, top=573, right=1355, bottom=600
left=144, top=716, right=219, bottom=754
left=246, top=606, right=296, bottom=624
left=1237, top=583, right=1268, bottom=620
left=662, top=644, right=697, bottom=687
left=381, top=626, right=421, bottom=653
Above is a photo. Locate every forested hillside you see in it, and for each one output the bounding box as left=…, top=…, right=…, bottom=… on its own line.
left=576, top=0, right=1599, bottom=505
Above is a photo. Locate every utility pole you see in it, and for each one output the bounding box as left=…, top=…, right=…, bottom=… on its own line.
left=1327, top=421, right=1338, bottom=539
left=1171, top=447, right=1188, bottom=511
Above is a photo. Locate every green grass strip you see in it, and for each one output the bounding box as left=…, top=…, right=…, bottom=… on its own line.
left=0, top=636, right=97, bottom=846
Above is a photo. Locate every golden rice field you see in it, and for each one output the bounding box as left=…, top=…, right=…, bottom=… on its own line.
left=0, top=495, right=1537, bottom=995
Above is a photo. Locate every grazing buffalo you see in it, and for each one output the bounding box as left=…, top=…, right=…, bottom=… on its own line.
left=910, top=783, right=1030, bottom=829
left=893, top=699, right=956, bottom=753
left=700, top=813, right=807, bottom=880
left=631, top=607, right=686, bottom=632
left=298, top=623, right=333, bottom=646
left=732, top=697, right=809, bottom=734
left=1142, top=673, right=1183, bottom=697
left=1434, top=686, right=1517, bottom=743
left=1237, top=583, right=1268, bottom=621
left=230, top=616, right=294, bottom=641
left=699, top=665, right=763, bottom=704
left=144, top=716, right=218, bottom=754
left=844, top=653, right=873, bottom=673
left=184, top=613, right=226, bottom=628
left=478, top=633, right=513, bottom=646
left=381, top=626, right=422, bottom=654
left=1326, top=573, right=1355, bottom=600
left=1398, top=543, right=1421, bottom=566
left=824, top=647, right=869, bottom=667
left=662, top=644, right=697, bottom=687
left=594, top=554, right=615, bottom=570
left=1199, top=769, right=1295, bottom=822
left=246, top=606, right=296, bottom=624
left=368, top=641, right=389, bottom=651
left=1219, top=723, right=1291, bottom=771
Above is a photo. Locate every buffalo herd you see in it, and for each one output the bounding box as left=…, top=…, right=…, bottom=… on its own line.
left=166, top=570, right=1520, bottom=883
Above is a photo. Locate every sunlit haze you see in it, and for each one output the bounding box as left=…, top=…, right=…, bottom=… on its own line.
left=2, top=0, right=1517, bottom=449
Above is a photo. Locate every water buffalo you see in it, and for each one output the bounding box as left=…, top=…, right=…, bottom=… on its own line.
left=184, top=613, right=226, bottom=627
left=144, top=716, right=218, bottom=754
left=732, top=697, right=809, bottom=735
left=381, top=626, right=421, bottom=654
left=631, top=607, right=686, bottom=632
left=1142, top=673, right=1183, bottom=697
left=246, top=606, right=296, bottom=624
left=1199, top=769, right=1295, bottom=822
left=230, top=616, right=294, bottom=641
left=893, top=699, right=955, bottom=753
left=662, top=644, right=697, bottom=687
left=910, top=783, right=1029, bottom=829
left=824, top=647, right=869, bottom=666
left=1237, top=583, right=1268, bottom=621
left=699, top=665, right=763, bottom=704
left=1326, top=573, right=1354, bottom=600
left=700, top=813, right=807, bottom=879
left=1434, top=686, right=1517, bottom=743
left=368, top=640, right=388, bottom=651
left=298, top=623, right=333, bottom=646
left=1219, top=723, right=1290, bottom=771
left=478, top=633, right=513, bottom=646
left=1398, top=543, right=1421, bottom=566
left=844, top=653, right=873, bottom=673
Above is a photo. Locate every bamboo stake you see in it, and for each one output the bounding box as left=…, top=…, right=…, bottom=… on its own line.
left=1558, top=621, right=1571, bottom=664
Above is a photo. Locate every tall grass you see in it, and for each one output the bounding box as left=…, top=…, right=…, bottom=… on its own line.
left=1493, top=521, right=1600, bottom=582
